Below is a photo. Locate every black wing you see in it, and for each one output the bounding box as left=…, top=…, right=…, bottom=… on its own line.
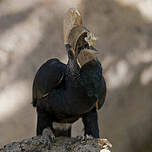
left=79, top=59, right=106, bottom=110
left=32, top=58, right=66, bottom=107
left=96, top=76, right=106, bottom=110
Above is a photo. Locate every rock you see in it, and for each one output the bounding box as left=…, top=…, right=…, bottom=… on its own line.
left=0, top=136, right=112, bottom=152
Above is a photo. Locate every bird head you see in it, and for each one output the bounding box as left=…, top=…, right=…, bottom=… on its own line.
left=63, top=8, right=98, bottom=66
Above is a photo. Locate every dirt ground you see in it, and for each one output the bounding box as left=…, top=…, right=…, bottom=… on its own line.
left=0, top=0, right=152, bottom=152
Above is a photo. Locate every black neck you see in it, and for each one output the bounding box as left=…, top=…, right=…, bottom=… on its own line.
left=67, top=58, right=80, bottom=79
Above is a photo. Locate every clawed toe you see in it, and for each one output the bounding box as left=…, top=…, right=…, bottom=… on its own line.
left=76, top=135, right=85, bottom=141
left=49, top=134, right=55, bottom=142
left=76, top=134, right=93, bottom=141
left=42, top=127, right=55, bottom=142
left=85, top=134, right=93, bottom=139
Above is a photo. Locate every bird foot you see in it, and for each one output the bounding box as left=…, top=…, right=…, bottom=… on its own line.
left=40, top=127, right=55, bottom=149
left=76, top=134, right=93, bottom=141
left=98, top=138, right=112, bottom=150
left=42, top=127, right=55, bottom=142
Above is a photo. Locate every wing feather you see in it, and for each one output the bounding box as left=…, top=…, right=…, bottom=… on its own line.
left=96, top=76, right=106, bottom=110
left=32, top=58, right=66, bottom=106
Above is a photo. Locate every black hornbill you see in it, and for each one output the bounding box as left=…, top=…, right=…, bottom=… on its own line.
left=32, top=8, right=106, bottom=139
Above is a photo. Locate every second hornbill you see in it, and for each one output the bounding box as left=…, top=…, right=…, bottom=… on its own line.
left=32, top=8, right=107, bottom=140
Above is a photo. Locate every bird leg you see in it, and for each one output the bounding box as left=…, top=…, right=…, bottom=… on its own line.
left=36, top=106, right=55, bottom=142
left=82, top=107, right=99, bottom=138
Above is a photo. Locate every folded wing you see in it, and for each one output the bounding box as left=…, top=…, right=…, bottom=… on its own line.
left=32, top=58, right=66, bottom=107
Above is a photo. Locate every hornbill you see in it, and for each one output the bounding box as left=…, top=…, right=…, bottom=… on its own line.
left=32, top=8, right=107, bottom=140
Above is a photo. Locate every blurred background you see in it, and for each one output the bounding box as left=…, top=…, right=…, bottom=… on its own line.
left=0, top=0, right=152, bottom=151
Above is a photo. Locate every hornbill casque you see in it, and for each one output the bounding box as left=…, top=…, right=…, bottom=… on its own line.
left=32, top=8, right=107, bottom=140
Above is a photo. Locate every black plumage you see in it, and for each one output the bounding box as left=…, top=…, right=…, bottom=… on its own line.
left=32, top=51, right=106, bottom=138
left=32, top=8, right=106, bottom=139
